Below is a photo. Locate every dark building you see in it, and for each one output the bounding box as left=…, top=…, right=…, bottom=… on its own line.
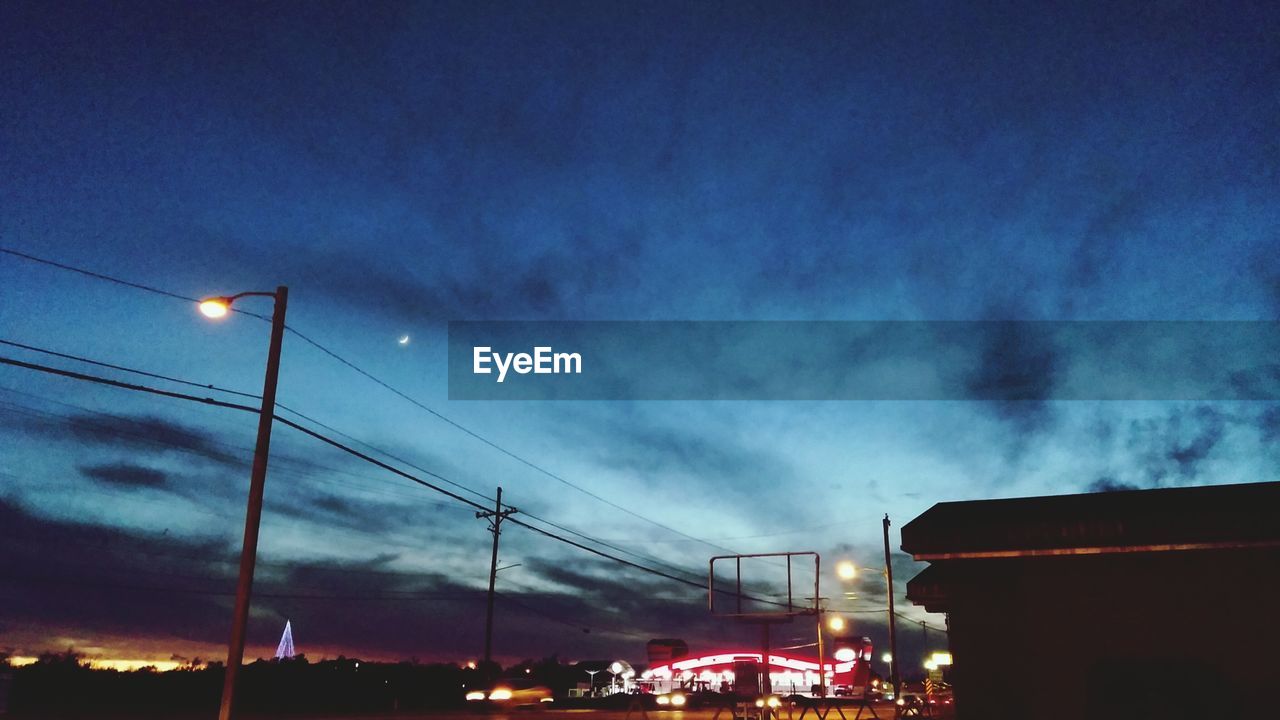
left=902, top=481, right=1280, bottom=720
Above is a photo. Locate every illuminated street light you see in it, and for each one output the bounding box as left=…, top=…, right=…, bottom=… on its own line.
left=202, top=287, right=290, bottom=720
left=198, top=298, right=230, bottom=318
left=835, top=561, right=857, bottom=580
left=827, top=615, right=847, bottom=632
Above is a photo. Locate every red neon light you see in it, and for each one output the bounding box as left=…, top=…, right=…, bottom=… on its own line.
left=647, top=651, right=859, bottom=677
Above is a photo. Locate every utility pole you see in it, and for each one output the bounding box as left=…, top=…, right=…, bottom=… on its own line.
left=218, top=286, right=288, bottom=720
left=883, top=514, right=901, bottom=713
left=477, top=486, right=517, bottom=673
left=806, top=595, right=830, bottom=698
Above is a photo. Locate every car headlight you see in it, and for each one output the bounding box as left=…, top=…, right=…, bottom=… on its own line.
left=540, top=697, right=555, bottom=703
left=767, top=696, right=781, bottom=708
left=755, top=699, right=765, bottom=708
left=489, top=688, right=513, bottom=701
left=657, top=695, right=671, bottom=705
left=896, top=698, right=905, bottom=706
left=466, top=691, right=486, bottom=701
left=671, top=694, right=687, bottom=707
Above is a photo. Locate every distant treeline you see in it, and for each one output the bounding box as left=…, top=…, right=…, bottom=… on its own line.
left=1, top=651, right=593, bottom=717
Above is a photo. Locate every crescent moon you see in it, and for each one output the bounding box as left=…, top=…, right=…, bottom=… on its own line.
left=398, top=335, right=410, bottom=345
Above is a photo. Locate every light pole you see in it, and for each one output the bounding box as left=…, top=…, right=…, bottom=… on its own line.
left=201, top=287, right=289, bottom=720
left=586, top=669, right=601, bottom=697
left=835, top=550, right=899, bottom=710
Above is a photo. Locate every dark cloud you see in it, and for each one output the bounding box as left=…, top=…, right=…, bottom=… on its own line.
left=7, top=408, right=244, bottom=469
left=1166, top=406, right=1226, bottom=478
left=965, top=320, right=1060, bottom=439
left=0, top=497, right=237, bottom=648
left=79, top=463, right=168, bottom=488
left=1260, top=407, right=1280, bottom=444
left=0, top=498, right=733, bottom=661
left=1087, top=477, right=1141, bottom=493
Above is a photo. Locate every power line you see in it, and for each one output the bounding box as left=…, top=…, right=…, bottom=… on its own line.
left=0, top=335, right=698, bottom=582
left=0, top=384, right=469, bottom=514
left=0, top=353, right=713, bottom=593
left=2, top=246, right=743, bottom=554
left=3, top=573, right=490, bottom=602
left=0, top=338, right=262, bottom=401
left=283, top=325, right=740, bottom=555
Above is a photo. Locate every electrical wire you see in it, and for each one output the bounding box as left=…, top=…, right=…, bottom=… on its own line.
left=1, top=246, right=745, bottom=554
left=0, top=353, right=718, bottom=594
left=0, top=335, right=701, bottom=582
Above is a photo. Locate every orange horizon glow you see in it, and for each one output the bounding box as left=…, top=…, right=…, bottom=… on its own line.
left=7, top=656, right=187, bottom=672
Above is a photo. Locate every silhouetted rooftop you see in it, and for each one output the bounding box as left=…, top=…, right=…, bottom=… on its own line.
left=901, top=481, right=1280, bottom=559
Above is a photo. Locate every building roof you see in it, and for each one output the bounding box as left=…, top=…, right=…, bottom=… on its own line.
left=900, top=481, right=1280, bottom=560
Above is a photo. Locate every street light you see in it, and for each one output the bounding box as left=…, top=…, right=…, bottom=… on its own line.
left=827, top=615, right=847, bottom=632
left=836, top=556, right=900, bottom=712
left=201, top=287, right=289, bottom=720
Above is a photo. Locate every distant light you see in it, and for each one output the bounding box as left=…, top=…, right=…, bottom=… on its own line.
left=930, top=652, right=953, bottom=666
left=610, top=662, right=624, bottom=673
left=827, top=616, right=847, bottom=632
left=198, top=299, right=230, bottom=318
left=923, top=660, right=937, bottom=671
left=398, top=334, right=411, bottom=345
left=465, top=691, right=486, bottom=701
left=489, top=688, right=513, bottom=701
left=657, top=695, right=671, bottom=706
left=881, top=653, right=893, bottom=663
left=466, top=661, right=477, bottom=670
left=835, top=561, right=857, bottom=580
left=834, top=648, right=856, bottom=662
left=525, top=668, right=532, bottom=674
left=670, top=694, right=687, bottom=707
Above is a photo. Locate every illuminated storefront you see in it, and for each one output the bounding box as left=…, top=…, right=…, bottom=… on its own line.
left=640, top=645, right=872, bottom=697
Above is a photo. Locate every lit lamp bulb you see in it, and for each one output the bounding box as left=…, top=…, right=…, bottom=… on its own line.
left=198, top=298, right=230, bottom=318
left=835, top=561, right=857, bottom=580
left=827, top=615, right=846, bottom=632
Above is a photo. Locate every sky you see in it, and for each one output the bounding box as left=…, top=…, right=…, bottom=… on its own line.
left=1, top=0, right=1279, bottom=670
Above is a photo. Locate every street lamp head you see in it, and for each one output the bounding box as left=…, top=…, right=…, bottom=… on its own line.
left=836, top=561, right=857, bottom=581
left=198, top=297, right=232, bottom=318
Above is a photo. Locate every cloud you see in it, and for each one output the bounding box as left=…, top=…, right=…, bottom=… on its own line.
left=7, top=408, right=244, bottom=469
left=0, top=498, right=735, bottom=662
left=79, top=463, right=168, bottom=488
left=1086, top=476, right=1141, bottom=493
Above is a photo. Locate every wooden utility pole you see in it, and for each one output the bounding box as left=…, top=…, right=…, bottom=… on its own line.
left=478, top=487, right=517, bottom=671
left=883, top=514, right=901, bottom=712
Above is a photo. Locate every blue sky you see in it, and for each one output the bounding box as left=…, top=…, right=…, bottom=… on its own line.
left=1, top=0, right=1278, bottom=666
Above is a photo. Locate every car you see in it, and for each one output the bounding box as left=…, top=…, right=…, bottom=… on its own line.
left=654, top=691, right=688, bottom=709
left=466, top=678, right=554, bottom=706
